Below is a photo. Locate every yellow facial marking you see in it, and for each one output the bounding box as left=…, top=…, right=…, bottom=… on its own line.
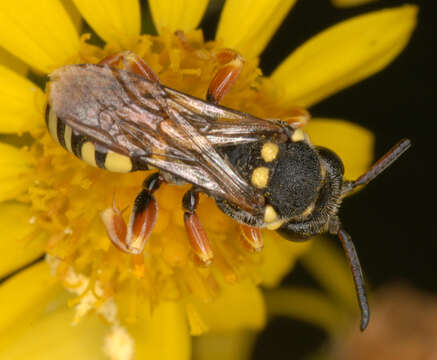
left=81, top=141, right=97, bottom=168
left=264, top=205, right=278, bottom=223
left=48, top=108, right=59, bottom=143
left=251, top=166, right=270, bottom=189
left=291, top=129, right=305, bottom=142
left=64, top=125, right=73, bottom=153
left=261, top=142, right=279, bottom=162
left=105, top=151, right=133, bottom=173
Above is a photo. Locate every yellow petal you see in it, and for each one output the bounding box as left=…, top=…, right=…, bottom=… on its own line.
left=0, top=271, right=109, bottom=359
left=127, top=301, right=191, bottom=360
left=265, top=287, right=348, bottom=334
left=72, top=0, right=140, bottom=48
left=149, top=0, right=209, bottom=33
left=0, top=143, right=33, bottom=202
left=0, top=203, right=46, bottom=278
left=0, top=262, right=59, bottom=334
left=216, top=0, right=297, bottom=58
left=0, top=0, right=80, bottom=73
left=305, top=118, right=374, bottom=180
left=0, top=65, right=46, bottom=134
left=300, top=237, right=359, bottom=311
left=0, top=308, right=111, bottom=360
left=60, top=0, right=83, bottom=32
left=271, top=5, right=418, bottom=107
left=0, top=263, right=188, bottom=360
left=193, top=331, right=256, bottom=360
left=332, top=0, right=379, bottom=8
left=0, top=49, right=27, bottom=76
left=259, top=231, right=311, bottom=288
left=193, top=280, right=265, bottom=333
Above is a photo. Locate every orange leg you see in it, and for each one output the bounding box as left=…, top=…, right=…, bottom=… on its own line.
left=183, top=189, right=214, bottom=266
left=101, top=173, right=163, bottom=254
left=98, top=51, right=160, bottom=83
left=206, top=49, right=245, bottom=104
left=240, top=224, right=263, bottom=252
left=173, top=33, right=244, bottom=104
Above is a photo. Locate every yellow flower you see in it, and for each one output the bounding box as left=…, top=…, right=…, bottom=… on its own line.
left=0, top=1, right=416, bottom=359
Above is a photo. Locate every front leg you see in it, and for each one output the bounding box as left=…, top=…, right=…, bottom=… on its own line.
left=183, top=188, right=214, bottom=266
left=101, top=173, right=163, bottom=254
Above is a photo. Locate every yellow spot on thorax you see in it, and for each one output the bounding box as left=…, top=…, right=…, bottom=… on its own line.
left=251, top=166, right=269, bottom=188
left=291, top=129, right=305, bottom=142
left=261, top=142, right=279, bottom=162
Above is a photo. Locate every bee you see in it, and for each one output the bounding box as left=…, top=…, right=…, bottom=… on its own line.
left=46, top=50, right=410, bottom=331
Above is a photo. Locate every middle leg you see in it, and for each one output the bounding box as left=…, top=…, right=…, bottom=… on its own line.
left=183, top=188, right=214, bottom=266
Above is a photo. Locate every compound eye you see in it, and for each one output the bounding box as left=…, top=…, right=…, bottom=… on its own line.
left=276, top=225, right=311, bottom=243
left=316, top=147, right=345, bottom=176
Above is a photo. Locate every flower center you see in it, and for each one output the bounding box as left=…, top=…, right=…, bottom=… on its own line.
left=28, top=30, right=294, bottom=330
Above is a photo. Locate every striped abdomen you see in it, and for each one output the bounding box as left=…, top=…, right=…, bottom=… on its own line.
left=45, top=105, right=145, bottom=173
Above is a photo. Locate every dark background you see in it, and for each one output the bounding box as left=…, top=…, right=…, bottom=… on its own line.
left=202, top=0, right=434, bottom=358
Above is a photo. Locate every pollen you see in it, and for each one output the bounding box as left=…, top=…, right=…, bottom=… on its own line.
left=103, top=325, right=135, bottom=360
left=26, top=30, right=299, bottom=334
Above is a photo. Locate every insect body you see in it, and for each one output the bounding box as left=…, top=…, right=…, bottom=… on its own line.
left=46, top=50, right=410, bottom=331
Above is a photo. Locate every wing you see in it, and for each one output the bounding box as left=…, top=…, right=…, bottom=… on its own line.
left=162, top=86, right=288, bottom=146
left=49, top=64, right=284, bottom=212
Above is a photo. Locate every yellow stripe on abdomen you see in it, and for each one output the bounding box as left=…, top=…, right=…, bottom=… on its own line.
left=46, top=106, right=137, bottom=173
left=104, top=151, right=133, bottom=173
left=64, top=125, right=73, bottom=153
left=81, top=141, right=98, bottom=168
left=47, top=107, right=60, bottom=144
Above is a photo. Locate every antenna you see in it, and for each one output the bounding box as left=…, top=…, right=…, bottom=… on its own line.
left=338, top=228, right=370, bottom=331
left=343, top=138, right=411, bottom=194
left=337, top=138, right=411, bottom=330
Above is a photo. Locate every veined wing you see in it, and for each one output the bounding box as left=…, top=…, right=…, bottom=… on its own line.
left=49, top=64, right=272, bottom=212
left=163, top=86, right=289, bottom=146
